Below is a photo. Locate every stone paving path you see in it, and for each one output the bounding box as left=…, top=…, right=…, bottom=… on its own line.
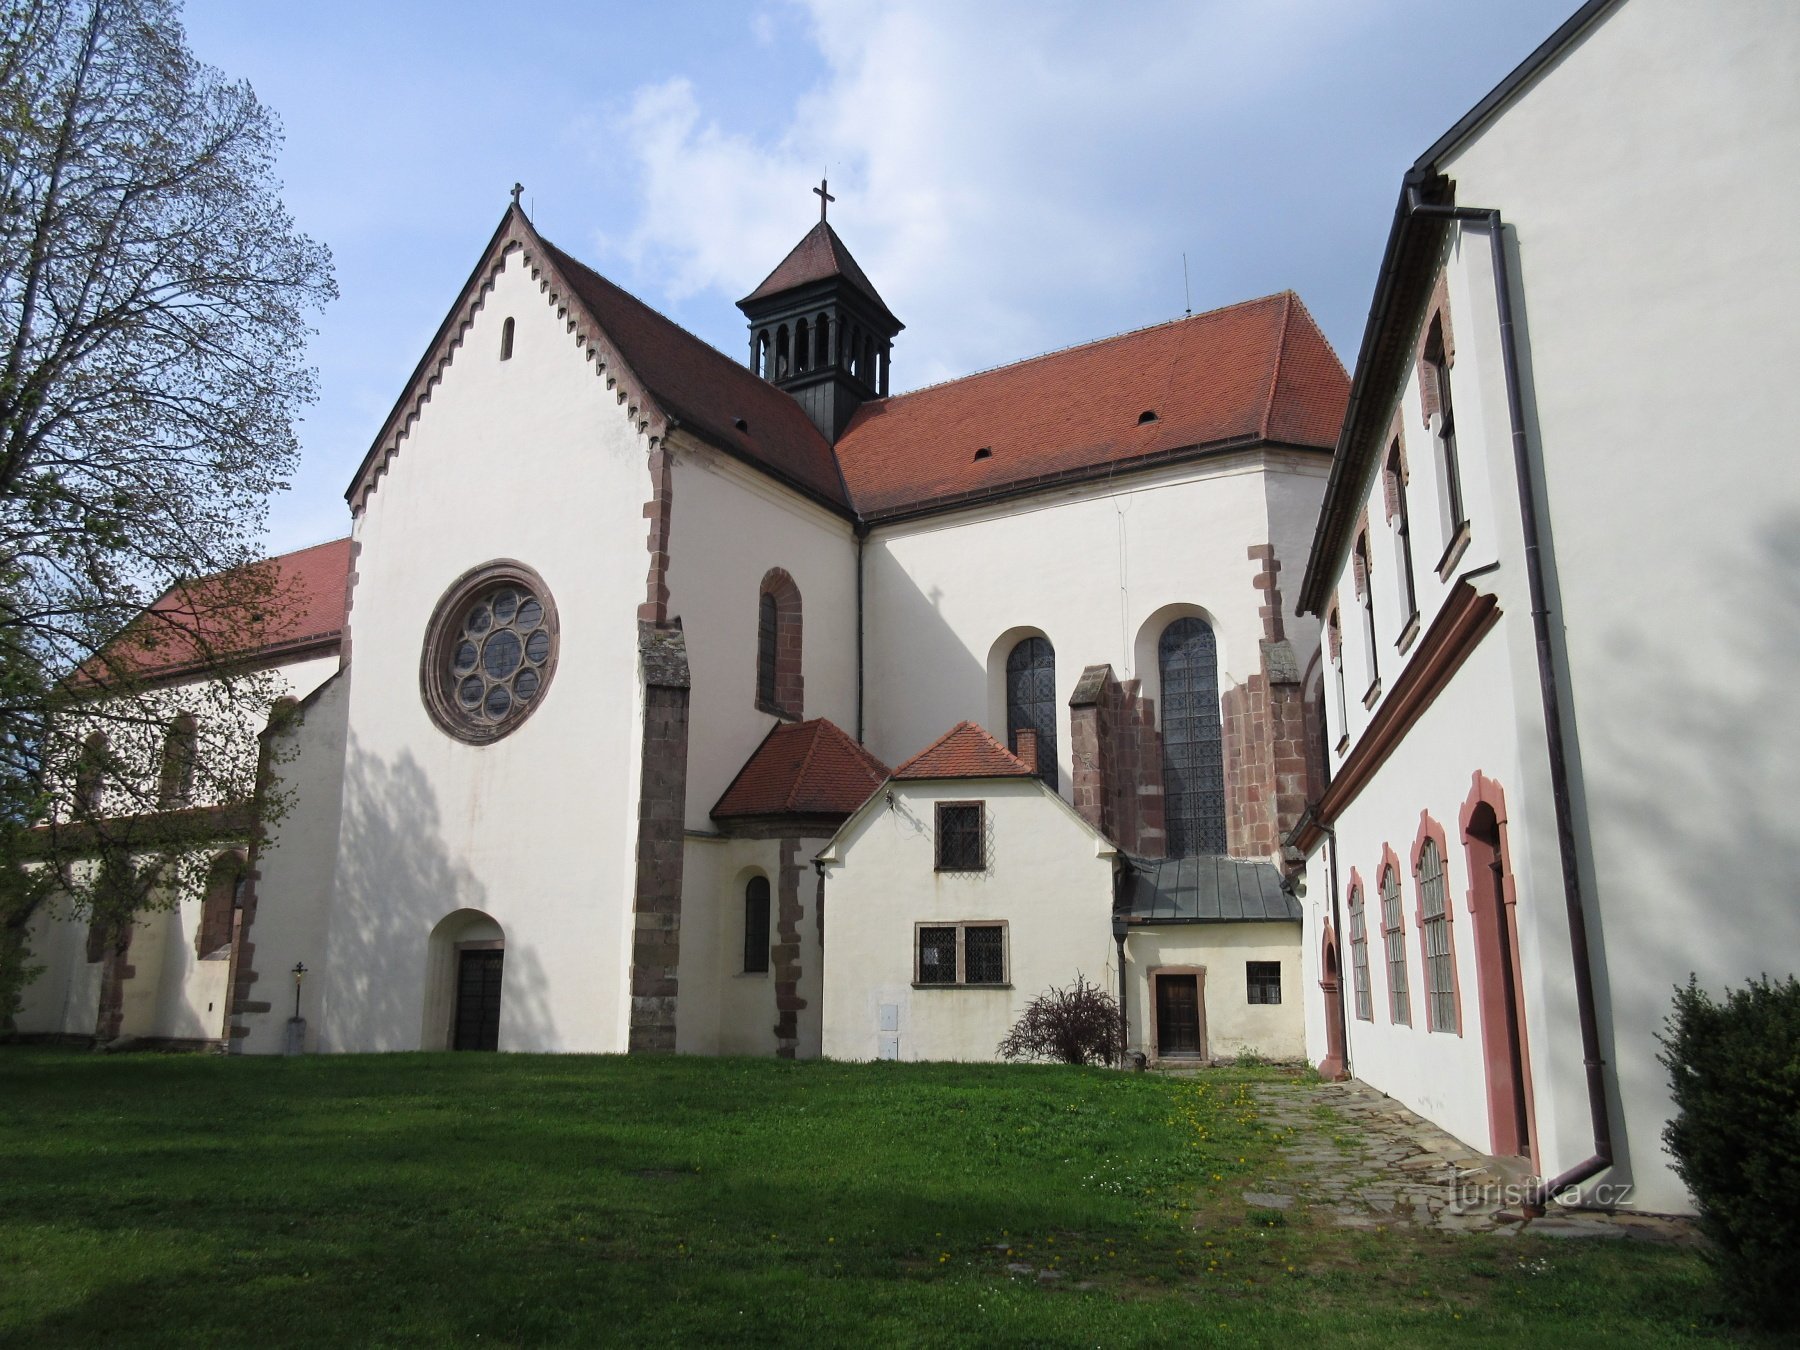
left=1231, top=1077, right=1696, bottom=1244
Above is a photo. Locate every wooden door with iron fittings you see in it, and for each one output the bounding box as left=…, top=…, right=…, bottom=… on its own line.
left=1155, top=972, right=1204, bottom=1057
left=453, top=948, right=504, bottom=1051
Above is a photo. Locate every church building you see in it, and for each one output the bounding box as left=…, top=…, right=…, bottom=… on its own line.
left=18, top=188, right=1346, bottom=1067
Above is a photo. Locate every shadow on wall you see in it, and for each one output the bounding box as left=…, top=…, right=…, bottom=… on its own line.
left=326, top=733, right=556, bottom=1053
left=1577, top=506, right=1800, bottom=1190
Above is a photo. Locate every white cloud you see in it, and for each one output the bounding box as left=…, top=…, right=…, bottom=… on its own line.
left=587, top=0, right=1371, bottom=388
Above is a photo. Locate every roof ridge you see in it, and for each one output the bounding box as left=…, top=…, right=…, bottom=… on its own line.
left=869, top=292, right=1293, bottom=407
left=815, top=715, right=891, bottom=778
left=1260, top=291, right=1295, bottom=440
left=787, top=719, right=827, bottom=813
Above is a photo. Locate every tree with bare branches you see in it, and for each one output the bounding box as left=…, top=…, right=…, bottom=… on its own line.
left=0, top=0, right=333, bottom=1027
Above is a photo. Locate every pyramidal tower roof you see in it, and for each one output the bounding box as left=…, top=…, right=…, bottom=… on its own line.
left=739, top=220, right=899, bottom=327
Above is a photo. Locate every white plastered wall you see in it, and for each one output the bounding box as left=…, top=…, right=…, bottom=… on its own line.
left=322, top=248, right=649, bottom=1054
left=1302, top=0, right=1800, bottom=1214
left=862, top=453, right=1328, bottom=783
left=1124, top=924, right=1305, bottom=1063
left=819, top=777, right=1116, bottom=1062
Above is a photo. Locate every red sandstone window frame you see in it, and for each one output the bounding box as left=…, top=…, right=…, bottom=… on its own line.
left=755, top=567, right=804, bottom=720
left=1413, top=812, right=1463, bottom=1035
left=1377, top=846, right=1411, bottom=1026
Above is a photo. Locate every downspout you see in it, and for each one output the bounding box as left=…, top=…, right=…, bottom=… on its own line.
left=854, top=524, right=868, bottom=743
left=1405, top=180, right=1612, bottom=1203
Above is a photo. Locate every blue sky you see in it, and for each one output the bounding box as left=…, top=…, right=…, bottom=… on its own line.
left=179, top=0, right=1576, bottom=555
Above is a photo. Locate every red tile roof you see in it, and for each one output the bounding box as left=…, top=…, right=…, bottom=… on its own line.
left=712, top=718, right=891, bottom=821
left=833, top=292, right=1347, bottom=518
left=539, top=239, right=852, bottom=512
left=94, top=537, right=351, bottom=681
left=739, top=221, right=898, bottom=325
left=893, top=721, right=1035, bottom=780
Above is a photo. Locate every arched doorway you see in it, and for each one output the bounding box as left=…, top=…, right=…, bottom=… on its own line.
left=1318, top=925, right=1348, bottom=1080
left=424, top=910, right=505, bottom=1052
left=1462, top=779, right=1535, bottom=1159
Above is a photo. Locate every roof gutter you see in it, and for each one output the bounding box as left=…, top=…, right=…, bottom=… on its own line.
left=1403, top=182, right=1611, bottom=1205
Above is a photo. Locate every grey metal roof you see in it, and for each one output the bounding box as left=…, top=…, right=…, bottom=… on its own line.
left=1118, top=855, right=1300, bottom=924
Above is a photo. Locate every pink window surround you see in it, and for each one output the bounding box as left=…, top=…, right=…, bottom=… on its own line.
left=1412, top=811, right=1462, bottom=1035
left=755, top=567, right=804, bottom=719
left=1316, top=919, right=1347, bottom=1081
left=1346, top=870, right=1372, bottom=1022
left=1459, top=771, right=1539, bottom=1166
left=1377, top=844, right=1410, bottom=1026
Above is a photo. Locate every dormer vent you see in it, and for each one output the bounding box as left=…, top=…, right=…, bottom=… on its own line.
left=733, top=418, right=749, bottom=433
left=1138, top=409, right=1158, bottom=424
left=973, top=446, right=993, bottom=461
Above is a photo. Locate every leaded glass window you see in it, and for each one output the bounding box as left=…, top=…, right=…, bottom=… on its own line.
left=1381, top=868, right=1411, bottom=1025
left=1348, top=889, right=1373, bottom=1021
left=917, top=926, right=957, bottom=984
left=1419, top=838, right=1456, bottom=1032
left=964, top=925, right=1005, bottom=984
left=936, top=802, right=984, bottom=872
left=743, top=876, right=770, bottom=974
left=757, top=591, right=778, bottom=707
left=1246, top=960, right=1282, bottom=1005
left=1159, top=617, right=1226, bottom=856
left=422, top=563, right=559, bottom=744
left=1005, top=636, right=1058, bottom=790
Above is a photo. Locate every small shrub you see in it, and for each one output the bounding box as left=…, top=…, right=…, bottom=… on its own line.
left=1657, top=974, right=1800, bottom=1331
left=998, top=974, right=1121, bottom=1066
left=1233, top=1048, right=1267, bottom=1069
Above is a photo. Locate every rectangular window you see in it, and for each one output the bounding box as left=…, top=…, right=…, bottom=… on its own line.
left=1386, top=444, right=1417, bottom=630
left=1418, top=839, right=1457, bottom=1032
left=1424, top=320, right=1466, bottom=544
left=1348, top=899, right=1373, bottom=1021
left=914, top=921, right=1008, bottom=987
left=935, top=801, right=985, bottom=872
left=1246, top=960, right=1282, bottom=1005
left=1381, top=873, right=1411, bottom=1026
left=964, top=925, right=1005, bottom=984
left=1354, top=533, right=1379, bottom=698
left=917, top=926, right=957, bottom=984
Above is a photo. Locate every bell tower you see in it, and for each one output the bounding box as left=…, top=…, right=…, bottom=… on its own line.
left=738, top=181, right=903, bottom=443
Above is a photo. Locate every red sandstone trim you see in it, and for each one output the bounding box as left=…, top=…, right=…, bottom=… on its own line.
left=1411, top=811, right=1463, bottom=1036
left=755, top=568, right=804, bottom=720
left=1316, top=918, right=1347, bottom=1080
left=1458, top=772, right=1540, bottom=1166
left=1417, top=272, right=1456, bottom=429
left=1376, top=844, right=1410, bottom=1027
left=772, top=837, right=806, bottom=1058
left=1315, top=581, right=1501, bottom=826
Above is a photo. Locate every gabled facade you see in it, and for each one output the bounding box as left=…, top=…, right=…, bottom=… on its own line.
left=1290, top=0, right=1800, bottom=1215
left=16, top=185, right=1346, bottom=1071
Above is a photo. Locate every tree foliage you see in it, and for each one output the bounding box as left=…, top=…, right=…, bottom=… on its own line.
left=1658, top=974, right=1800, bottom=1331
left=997, top=973, right=1122, bottom=1067
left=0, top=0, right=332, bottom=1026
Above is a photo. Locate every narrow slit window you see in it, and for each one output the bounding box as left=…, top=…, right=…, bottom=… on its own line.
left=1385, top=443, right=1417, bottom=627
left=500, top=317, right=515, bottom=361
left=743, top=876, right=770, bottom=974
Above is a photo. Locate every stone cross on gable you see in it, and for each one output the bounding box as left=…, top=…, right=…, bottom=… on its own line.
left=511, top=182, right=524, bottom=209
left=813, top=178, right=835, bottom=222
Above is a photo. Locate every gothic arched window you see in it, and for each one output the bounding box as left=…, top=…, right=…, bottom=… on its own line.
left=157, top=713, right=198, bottom=808
left=755, top=569, right=803, bottom=719
left=757, top=592, right=778, bottom=707
left=743, top=875, right=771, bottom=974
left=1158, top=616, right=1226, bottom=856
left=1004, top=636, right=1058, bottom=790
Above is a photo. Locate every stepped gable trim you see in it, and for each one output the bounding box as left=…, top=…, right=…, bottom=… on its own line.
left=893, top=720, right=1035, bottom=781
left=346, top=204, right=670, bottom=516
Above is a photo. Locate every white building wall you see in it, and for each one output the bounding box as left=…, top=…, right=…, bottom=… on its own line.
left=863, top=453, right=1328, bottom=779
left=1123, top=924, right=1305, bottom=1063
left=1303, top=0, right=1800, bottom=1214
left=664, top=442, right=860, bottom=825
left=322, top=250, right=649, bottom=1054
left=820, top=778, right=1117, bottom=1062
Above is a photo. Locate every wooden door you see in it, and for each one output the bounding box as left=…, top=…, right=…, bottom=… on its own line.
left=453, top=948, right=504, bottom=1051
left=1156, top=974, right=1202, bottom=1056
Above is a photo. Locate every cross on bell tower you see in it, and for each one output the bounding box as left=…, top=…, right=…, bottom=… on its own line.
left=737, top=185, right=904, bottom=443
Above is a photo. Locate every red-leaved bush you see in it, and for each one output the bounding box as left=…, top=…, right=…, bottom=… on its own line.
left=997, top=974, right=1122, bottom=1066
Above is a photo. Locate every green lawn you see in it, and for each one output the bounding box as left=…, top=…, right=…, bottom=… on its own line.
left=0, top=1049, right=1756, bottom=1347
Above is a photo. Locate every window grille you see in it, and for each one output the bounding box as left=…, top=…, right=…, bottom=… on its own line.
left=1158, top=617, right=1226, bottom=855
left=1246, top=960, right=1282, bottom=1005
left=1005, top=636, right=1059, bottom=790
left=917, top=926, right=957, bottom=984
left=964, top=926, right=1005, bottom=984
left=1419, top=838, right=1456, bottom=1032
left=915, top=922, right=1007, bottom=986
left=743, top=876, right=771, bottom=974
left=935, top=802, right=984, bottom=872
left=1381, top=868, right=1411, bottom=1025
left=1348, top=889, right=1373, bottom=1021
